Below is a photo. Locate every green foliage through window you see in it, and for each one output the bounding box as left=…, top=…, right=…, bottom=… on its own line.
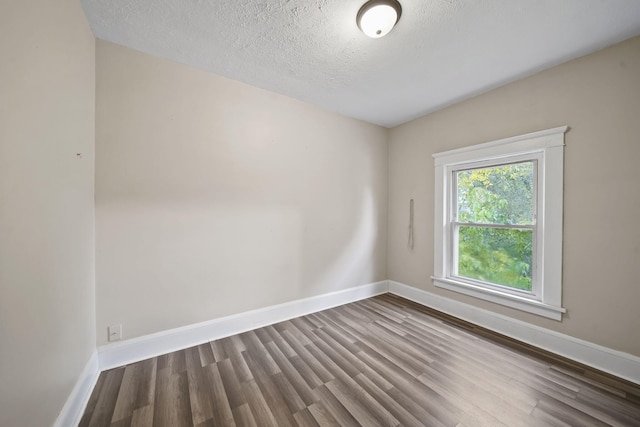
left=458, top=227, right=532, bottom=290
left=454, top=162, right=534, bottom=291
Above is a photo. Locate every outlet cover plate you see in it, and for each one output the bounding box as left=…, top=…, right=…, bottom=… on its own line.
left=108, top=324, right=122, bottom=342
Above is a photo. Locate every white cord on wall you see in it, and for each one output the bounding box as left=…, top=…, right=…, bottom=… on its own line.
left=408, top=198, right=414, bottom=249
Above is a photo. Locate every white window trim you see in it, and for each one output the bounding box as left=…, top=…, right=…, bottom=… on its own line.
left=432, top=126, right=567, bottom=321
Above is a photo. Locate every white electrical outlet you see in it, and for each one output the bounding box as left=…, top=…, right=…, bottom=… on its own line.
left=108, top=324, right=122, bottom=342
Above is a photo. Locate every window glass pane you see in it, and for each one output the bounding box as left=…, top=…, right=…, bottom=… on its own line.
left=457, top=162, right=534, bottom=225
left=457, top=226, right=532, bottom=291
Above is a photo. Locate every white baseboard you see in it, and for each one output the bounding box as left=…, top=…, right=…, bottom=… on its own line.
left=53, top=350, right=100, bottom=427
left=96, top=279, right=640, bottom=385
left=98, top=281, right=388, bottom=370
left=389, top=280, right=640, bottom=385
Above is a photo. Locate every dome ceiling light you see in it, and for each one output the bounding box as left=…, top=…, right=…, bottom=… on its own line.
left=357, top=0, right=402, bottom=38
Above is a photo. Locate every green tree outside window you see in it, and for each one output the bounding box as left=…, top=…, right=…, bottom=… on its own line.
left=455, top=162, right=534, bottom=291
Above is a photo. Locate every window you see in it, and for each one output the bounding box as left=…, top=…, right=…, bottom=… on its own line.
left=432, top=127, right=567, bottom=320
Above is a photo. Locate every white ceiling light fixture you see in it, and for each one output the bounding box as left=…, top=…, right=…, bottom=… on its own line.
left=357, top=0, right=402, bottom=38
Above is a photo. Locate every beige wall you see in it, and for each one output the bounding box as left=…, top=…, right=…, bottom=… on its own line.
left=0, top=1, right=96, bottom=426
left=388, top=36, right=640, bottom=357
left=95, top=41, right=388, bottom=345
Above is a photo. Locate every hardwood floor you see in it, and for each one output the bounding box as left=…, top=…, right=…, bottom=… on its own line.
left=80, top=294, right=640, bottom=426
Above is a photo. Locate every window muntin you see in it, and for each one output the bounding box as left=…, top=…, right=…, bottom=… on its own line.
left=450, top=160, right=538, bottom=295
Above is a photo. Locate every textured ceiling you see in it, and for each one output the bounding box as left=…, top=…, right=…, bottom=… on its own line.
left=81, top=0, right=640, bottom=127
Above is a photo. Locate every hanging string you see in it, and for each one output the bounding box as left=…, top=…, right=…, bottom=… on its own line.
left=408, top=199, right=414, bottom=249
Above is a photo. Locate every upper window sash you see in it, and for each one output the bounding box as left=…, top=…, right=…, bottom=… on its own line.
left=450, top=156, right=539, bottom=226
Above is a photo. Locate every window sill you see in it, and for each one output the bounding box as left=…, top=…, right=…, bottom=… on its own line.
left=431, top=276, right=566, bottom=321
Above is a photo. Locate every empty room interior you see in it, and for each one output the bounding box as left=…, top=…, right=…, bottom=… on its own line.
left=3, top=0, right=640, bottom=426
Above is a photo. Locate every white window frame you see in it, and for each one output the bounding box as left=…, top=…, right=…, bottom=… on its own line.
left=450, top=155, right=540, bottom=297
left=432, top=126, right=567, bottom=320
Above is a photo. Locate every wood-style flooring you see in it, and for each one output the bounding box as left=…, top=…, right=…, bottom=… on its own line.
left=80, top=294, right=640, bottom=426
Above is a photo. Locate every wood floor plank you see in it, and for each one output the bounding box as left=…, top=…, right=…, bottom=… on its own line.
left=79, top=369, right=108, bottom=427
left=290, top=317, right=320, bottom=337
left=81, top=294, right=640, bottom=427
left=217, top=358, right=247, bottom=410
left=293, top=408, right=320, bottom=427
left=311, top=332, right=362, bottom=378
left=110, top=416, right=132, bottom=427
left=152, top=369, right=192, bottom=427
left=86, top=367, right=126, bottom=427
left=241, top=351, right=298, bottom=427
left=264, top=341, right=318, bottom=406
left=130, top=404, right=153, bottom=427
left=415, top=369, right=475, bottom=413
left=336, top=373, right=400, bottom=426
left=530, top=406, right=571, bottom=427
left=457, top=406, right=511, bottom=427
left=240, top=330, right=281, bottom=377
left=265, top=325, right=297, bottom=358
left=111, top=362, right=144, bottom=422
left=287, top=354, right=324, bottom=390
left=422, top=360, right=536, bottom=425
left=356, top=328, right=431, bottom=378
left=579, top=385, right=640, bottom=420
left=360, top=350, right=464, bottom=426
left=197, top=343, right=216, bottom=367
left=209, top=340, right=228, bottom=363
left=270, top=372, right=307, bottom=416
left=278, top=320, right=314, bottom=347
left=135, top=359, right=157, bottom=409
left=353, top=372, right=424, bottom=427
left=185, top=346, right=214, bottom=425
left=220, top=336, right=253, bottom=383
left=306, top=402, right=340, bottom=426
left=310, top=310, right=360, bottom=345
left=324, top=379, right=395, bottom=427
left=161, top=349, right=188, bottom=374
left=232, top=403, right=257, bottom=427
left=386, top=386, right=449, bottom=427
left=534, top=397, right=610, bottom=427
left=314, top=384, right=361, bottom=426
left=314, top=317, right=361, bottom=354
left=305, top=341, right=356, bottom=386
left=253, top=327, right=273, bottom=346
left=202, top=362, right=236, bottom=427
left=279, top=330, right=334, bottom=384
left=240, top=379, right=279, bottom=427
